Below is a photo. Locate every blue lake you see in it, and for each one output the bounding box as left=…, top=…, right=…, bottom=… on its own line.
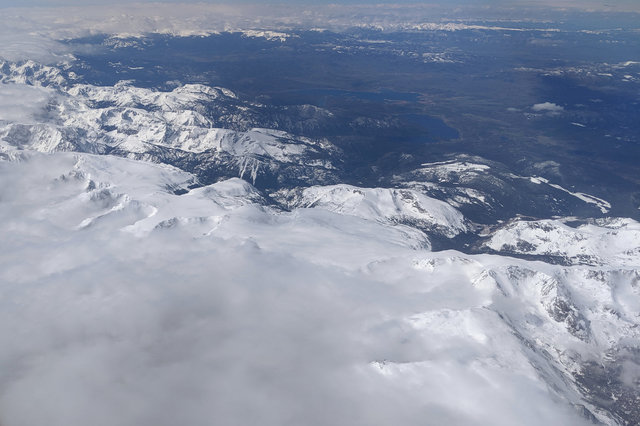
left=402, top=113, right=460, bottom=141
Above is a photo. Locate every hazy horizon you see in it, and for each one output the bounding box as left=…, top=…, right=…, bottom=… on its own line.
left=1, top=0, right=640, bottom=12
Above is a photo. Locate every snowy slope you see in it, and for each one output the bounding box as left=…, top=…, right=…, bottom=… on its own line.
left=485, top=218, right=640, bottom=266
left=274, top=184, right=467, bottom=238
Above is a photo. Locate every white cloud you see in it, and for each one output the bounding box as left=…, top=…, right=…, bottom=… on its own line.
left=0, top=4, right=279, bottom=62
left=531, top=102, right=564, bottom=113
left=0, top=84, right=54, bottom=123
left=0, top=151, right=601, bottom=426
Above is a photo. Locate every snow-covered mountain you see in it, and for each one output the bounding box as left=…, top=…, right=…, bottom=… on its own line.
left=485, top=218, right=640, bottom=266
left=1, top=60, right=618, bottom=225
left=0, top=60, right=339, bottom=188
left=394, top=156, right=612, bottom=222
left=274, top=184, right=467, bottom=238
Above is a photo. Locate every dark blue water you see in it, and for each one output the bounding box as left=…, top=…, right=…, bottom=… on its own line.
left=403, top=113, right=459, bottom=140
left=281, top=89, right=458, bottom=140
left=288, top=88, right=421, bottom=106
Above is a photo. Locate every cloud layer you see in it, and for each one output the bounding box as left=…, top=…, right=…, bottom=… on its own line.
left=532, top=102, right=564, bottom=113
left=0, top=151, right=596, bottom=426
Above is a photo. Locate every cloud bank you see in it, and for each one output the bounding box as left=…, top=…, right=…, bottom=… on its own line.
left=0, top=150, right=599, bottom=426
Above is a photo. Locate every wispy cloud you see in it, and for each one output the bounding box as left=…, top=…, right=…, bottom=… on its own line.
left=0, top=84, right=54, bottom=123
left=531, top=102, right=564, bottom=113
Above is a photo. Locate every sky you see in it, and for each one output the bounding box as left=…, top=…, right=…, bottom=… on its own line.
left=0, top=0, right=638, bottom=9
